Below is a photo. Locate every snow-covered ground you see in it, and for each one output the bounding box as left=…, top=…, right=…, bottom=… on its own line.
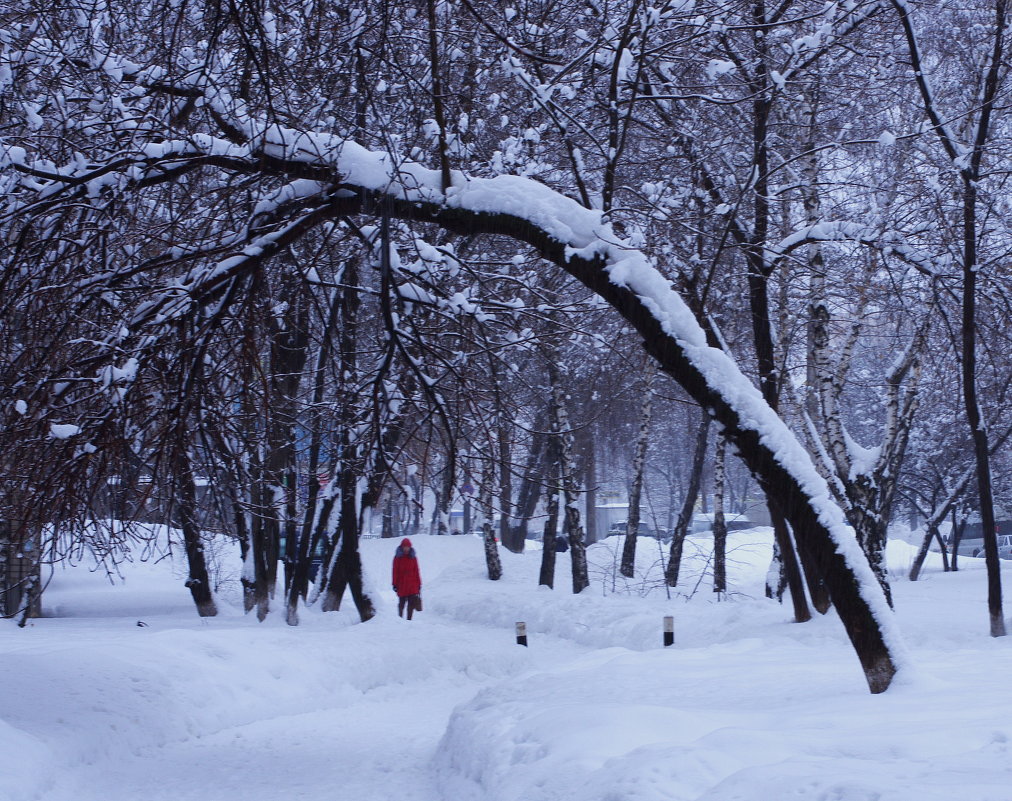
left=3, top=528, right=1012, bottom=801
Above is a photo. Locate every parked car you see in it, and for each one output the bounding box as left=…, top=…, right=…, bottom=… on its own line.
left=692, top=513, right=757, bottom=534
left=948, top=536, right=984, bottom=557
left=951, top=534, right=1012, bottom=559
left=983, top=534, right=1012, bottom=559
left=946, top=518, right=1012, bottom=557
left=606, top=521, right=668, bottom=542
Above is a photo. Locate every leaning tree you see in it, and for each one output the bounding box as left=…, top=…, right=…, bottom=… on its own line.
left=0, top=1, right=908, bottom=691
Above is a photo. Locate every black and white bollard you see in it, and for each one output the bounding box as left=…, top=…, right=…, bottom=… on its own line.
left=516, top=621, right=528, bottom=647
left=663, top=616, right=674, bottom=647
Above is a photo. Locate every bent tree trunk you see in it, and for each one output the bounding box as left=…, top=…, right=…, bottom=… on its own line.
left=75, top=130, right=902, bottom=689
left=340, top=181, right=900, bottom=690
left=562, top=245, right=898, bottom=691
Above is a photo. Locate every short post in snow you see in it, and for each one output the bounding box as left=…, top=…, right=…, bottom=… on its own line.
left=515, top=621, right=528, bottom=647
left=663, top=616, right=674, bottom=647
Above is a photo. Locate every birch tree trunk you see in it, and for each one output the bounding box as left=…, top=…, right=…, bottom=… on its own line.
left=479, top=456, right=503, bottom=580
left=800, top=100, right=833, bottom=615
left=712, top=432, right=727, bottom=596
left=584, top=431, right=598, bottom=545
left=665, top=411, right=709, bottom=587
left=317, top=257, right=375, bottom=621
left=621, top=365, right=654, bottom=578
left=549, top=362, right=589, bottom=593
left=483, top=522, right=503, bottom=581
left=538, top=433, right=562, bottom=589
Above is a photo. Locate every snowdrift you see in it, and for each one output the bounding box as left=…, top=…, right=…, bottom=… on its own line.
left=1, top=530, right=1009, bottom=801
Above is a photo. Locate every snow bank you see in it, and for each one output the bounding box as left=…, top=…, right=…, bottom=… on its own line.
left=2, top=532, right=1009, bottom=801
left=431, top=535, right=1012, bottom=801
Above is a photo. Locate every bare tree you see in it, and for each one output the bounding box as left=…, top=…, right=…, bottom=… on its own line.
left=890, top=0, right=1009, bottom=635
left=620, top=363, right=654, bottom=578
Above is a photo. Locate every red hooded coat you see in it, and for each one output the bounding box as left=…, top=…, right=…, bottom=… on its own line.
left=392, top=538, right=422, bottom=597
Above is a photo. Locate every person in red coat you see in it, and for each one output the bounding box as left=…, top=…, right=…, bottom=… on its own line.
left=392, top=538, right=422, bottom=619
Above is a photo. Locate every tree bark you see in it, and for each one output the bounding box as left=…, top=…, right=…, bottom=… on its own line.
left=172, top=432, right=217, bottom=617
left=549, top=362, right=589, bottom=593
left=425, top=0, right=453, bottom=191
left=483, top=522, right=503, bottom=581
left=433, top=455, right=455, bottom=536
left=951, top=512, right=966, bottom=572
left=962, top=183, right=1005, bottom=635
left=665, top=411, right=709, bottom=587
left=584, top=430, right=598, bottom=545
left=507, top=429, right=547, bottom=552
left=479, top=459, right=503, bottom=581
left=799, top=100, right=835, bottom=617
left=538, top=434, right=561, bottom=589
left=766, top=537, right=786, bottom=601
left=621, top=366, right=654, bottom=578
left=909, top=523, right=942, bottom=582
left=712, top=432, right=727, bottom=596
left=317, top=257, right=375, bottom=622
left=497, top=417, right=515, bottom=552
left=204, top=145, right=905, bottom=689
left=320, top=457, right=376, bottom=621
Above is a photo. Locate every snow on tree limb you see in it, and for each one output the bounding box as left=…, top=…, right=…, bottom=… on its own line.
left=768, top=221, right=945, bottom=276
left=282, top=137, right=907, bottom=692
left=1, top=47, right=907, bottom=689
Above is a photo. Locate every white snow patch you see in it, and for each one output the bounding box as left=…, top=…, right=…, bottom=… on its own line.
left=0, top=534, right=1007, bottom=801
left=49, top=423, right=82, bottom=439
